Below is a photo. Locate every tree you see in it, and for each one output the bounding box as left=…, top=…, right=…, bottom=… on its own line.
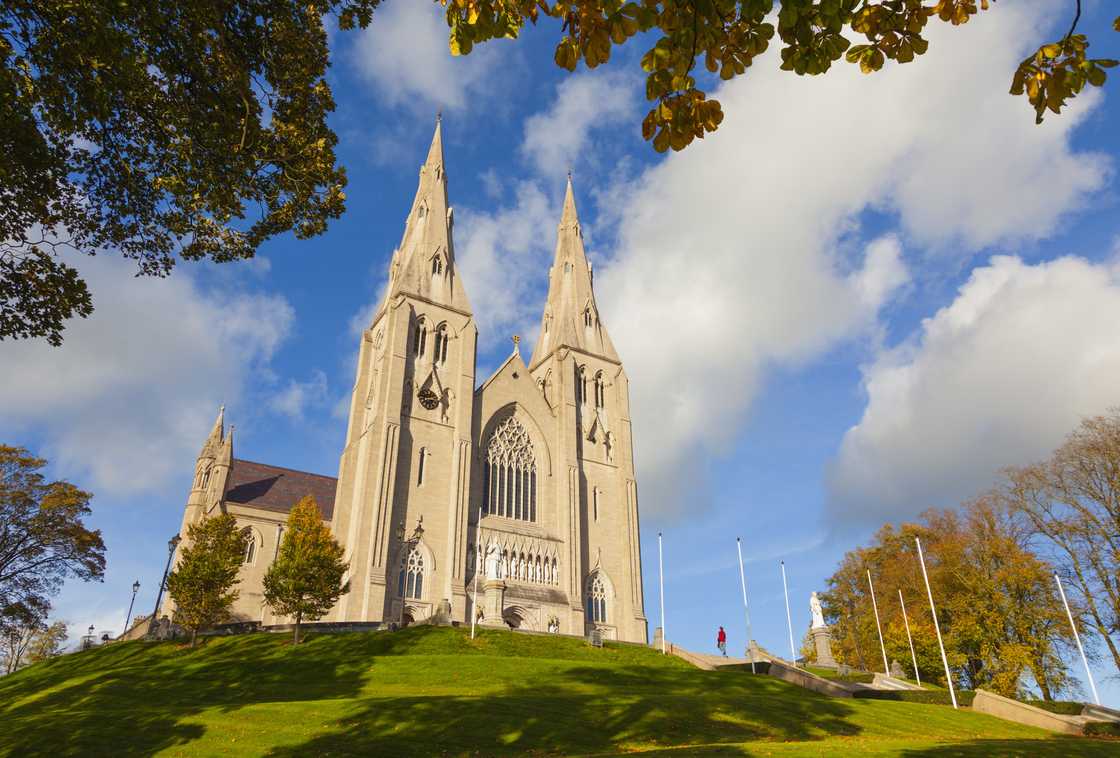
left=165, top=512, right=246, bottom=647
left=447, top=0, right=1119, bottom=152
left=821, top=496, right=1074, bottom=698
left=2, top=0, right=378, bottom=345
left=0, top=445, right=105, bottom=626
left=1003, top=410, right=1120, bottom=677
left=263, top=495, right=348, bottom=644
left=4, top=2, right=1115, bottom=347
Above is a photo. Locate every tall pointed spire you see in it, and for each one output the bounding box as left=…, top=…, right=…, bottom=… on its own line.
left=373, top=117, right=471, bottom=317
left=530, top=176, right=619, bottom=368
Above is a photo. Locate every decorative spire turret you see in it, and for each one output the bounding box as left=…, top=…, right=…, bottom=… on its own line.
left=529, top=176, right=619, bottom=367
left=200, top=405, right=224, bottom=458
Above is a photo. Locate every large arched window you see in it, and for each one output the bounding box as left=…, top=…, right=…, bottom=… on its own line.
left=413, top=317, right=428, bottom=358
left=587, top=573, right=607, bottom=623
left=398, top=546, right=424, bottom=599
left=482, top=416, right=537, bottom=522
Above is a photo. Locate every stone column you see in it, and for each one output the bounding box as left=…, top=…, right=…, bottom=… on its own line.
left=480, top=579, right=507, bottom=628
left=811, top=626, right=836, bottom=667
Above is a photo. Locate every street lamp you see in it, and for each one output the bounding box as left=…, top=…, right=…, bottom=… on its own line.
left=147, top=535, right=181, bottom=636
left=122, top=580, right=140, bottom=637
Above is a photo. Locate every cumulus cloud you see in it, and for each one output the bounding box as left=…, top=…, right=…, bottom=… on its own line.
left=269, top=369, right=329, bottom=420
left=0, top=256, right=293, bottom=496
left=594, top=1, right=1106, bottom=518
left=520, top=71, right=638, bottom=176
left=455, top=181, right=556, bottom=351
left=829, top=254, right=1120, bottom=525
left=350, top=1, right=504, bottom=112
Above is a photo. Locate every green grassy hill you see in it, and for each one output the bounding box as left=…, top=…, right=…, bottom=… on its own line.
left=0, top=626, right=1111, bottom=757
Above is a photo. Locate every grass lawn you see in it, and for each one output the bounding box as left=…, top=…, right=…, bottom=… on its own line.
left=0, top=626, right=1112, bottom=757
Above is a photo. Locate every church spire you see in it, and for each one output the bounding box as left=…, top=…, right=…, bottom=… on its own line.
left=529, top=176, right=619, bottom=368
left=376, top=117, right=471, bottom=316
left=200, top=405, right=224, bottom=457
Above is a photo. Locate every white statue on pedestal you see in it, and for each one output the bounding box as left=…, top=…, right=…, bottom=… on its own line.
left=810, top=591, right=826, bottom=629
left=484, top=542, right=502, bottom=580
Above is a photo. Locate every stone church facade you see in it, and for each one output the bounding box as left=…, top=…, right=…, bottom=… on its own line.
left=166, top=122, right=648, bottom=643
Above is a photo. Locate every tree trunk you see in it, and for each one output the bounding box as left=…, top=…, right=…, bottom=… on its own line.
left=1032, top=662, right=1053, bottom=701
left=190, top=627, right=197, bottom=648
left=293, top=611, right=302, bottom=645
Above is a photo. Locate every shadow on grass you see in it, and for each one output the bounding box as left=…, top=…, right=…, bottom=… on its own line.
left=897, top=737, right=1120, bottom=757
left=260, top=661, right=859, bottom=757
left=0, top=629, right=380, bottom=756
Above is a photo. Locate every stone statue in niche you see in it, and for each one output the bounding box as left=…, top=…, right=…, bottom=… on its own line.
left=484, top=542, right=502, bottom=580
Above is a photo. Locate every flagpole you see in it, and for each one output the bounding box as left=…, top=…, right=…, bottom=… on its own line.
left=471, top=507, right=482, bottom=640
left=1055, top=572, right=1100, bottom=705
left=658, top=532, right=666, bottom=654
left=736, top=537, right=756, bottom=673
left=898, top=589, right=920, bottom=687
left=780, top=561, right=796, bottom=664
left=867, top=569, right=889, bottom=675
left=916, top=537, right=957, bottom=709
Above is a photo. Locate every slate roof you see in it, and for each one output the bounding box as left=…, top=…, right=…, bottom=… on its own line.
left=224, top=458, right=337, bottom=521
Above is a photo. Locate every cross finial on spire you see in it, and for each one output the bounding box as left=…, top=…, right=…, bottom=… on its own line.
left=512, top=334, right=520, bottom=353
left=436, top=110, right=441, bottom=124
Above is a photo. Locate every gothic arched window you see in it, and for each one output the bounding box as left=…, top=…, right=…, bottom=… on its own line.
left=594, top=371, right=605, bottom=409
left=483, top=416, right=537, bottom=522
left=587, top=573, right=607, bottom=623
left=242, top=528, right=257, bottom=565
left=397, top=547, right=424, bottom=599
left=413, top=317, right=427, bottom=358
left=431, top=255, right=443, bottom=275
left=434, top=324, right=449, bottom=365
left=584, top=307, right=594, bottom=328
left=575, top=365, right=587, bottom=405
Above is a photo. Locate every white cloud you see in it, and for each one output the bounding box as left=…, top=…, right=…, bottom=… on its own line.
left=0, top=256, right=293, bottom=496
left=520, top=71, right=638, bottom=176
left=269, top=369, right=329, bottom=420
left=455, top=180, right=557, bottom=352
left=594, top=0, right=1107, bottom=518
left=829, top=254, right=1120, bottom=525
left=350, top=1, right=504, bottom=112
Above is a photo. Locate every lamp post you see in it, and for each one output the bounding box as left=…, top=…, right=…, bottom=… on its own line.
left=122, top=580, right=140, bottom=637
left=148, top=535, right=181, bottom=636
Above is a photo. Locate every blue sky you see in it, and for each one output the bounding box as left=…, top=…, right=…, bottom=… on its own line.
left=2, top=0, right=1119, bottom=705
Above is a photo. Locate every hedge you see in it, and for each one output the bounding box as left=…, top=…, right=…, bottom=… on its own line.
left=1024, top=700, right=1084, bottom=716
left=852, top=689, right=977, bottom=707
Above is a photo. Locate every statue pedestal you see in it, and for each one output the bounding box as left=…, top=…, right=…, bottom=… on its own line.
left=811, top=625, right=836, bottom=667
left=479, top=579, right=507, bottom=628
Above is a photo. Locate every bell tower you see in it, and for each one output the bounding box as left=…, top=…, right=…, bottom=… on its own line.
left=529, top=178, right=647, bottom=642
left=331, top=119, right=478, bottom=623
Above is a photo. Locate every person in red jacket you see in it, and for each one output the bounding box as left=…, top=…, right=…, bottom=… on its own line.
left=717, top=626, right=727, bottom=657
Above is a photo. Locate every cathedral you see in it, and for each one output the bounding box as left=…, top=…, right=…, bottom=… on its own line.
left=167, top=122, right=648, bottom=643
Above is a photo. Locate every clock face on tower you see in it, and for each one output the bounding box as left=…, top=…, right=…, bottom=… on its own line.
left=418, top=387, right=439, bottom=410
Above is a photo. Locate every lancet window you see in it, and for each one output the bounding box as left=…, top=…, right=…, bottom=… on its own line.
left=482, top=416, right=537, bottom=522
left=398, top=547, right=424, bottom=599
left=242, top=528, right=257, bottom=565
left=584, top=307, right=594, bottom=328
left=413, top=317, right=427, bottom=358
left=594, top=371, right=605, bottom=408
left=431, top=256, right=443, bottom=275
left=576, top=365, right=587, bottom=405
left=433, top=324, right=449, bottom=365
left=587, top=573, right=607, bottom=623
